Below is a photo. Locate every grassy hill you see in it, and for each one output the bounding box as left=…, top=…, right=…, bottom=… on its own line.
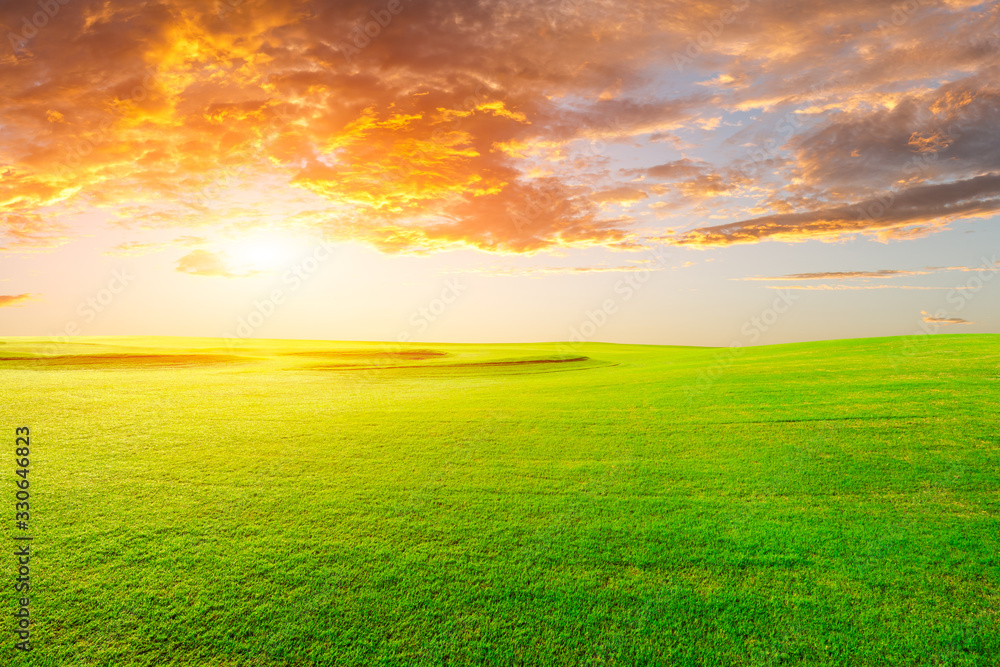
left=2, top=334, right=998, bottom=665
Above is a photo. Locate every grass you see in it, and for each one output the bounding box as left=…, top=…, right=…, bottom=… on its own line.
left=1, top=334, right=998, bottom=666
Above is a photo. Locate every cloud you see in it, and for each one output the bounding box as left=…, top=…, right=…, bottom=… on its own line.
left=105, top=236, right=206, bottom=256
left=627, top=159, right=750, bottom=205
left=1, top=213, right=69, bottom=252
left=590, top=187, right=649, bottom=205
left=175, top=250, right=260, bottom=278
left=0, top=0, right=997, bottom=257
left=743, top=263, right=1000, bottom=281
left=672, top=173, right=1000, bottom=247
left=925, top=262, right=1000, bottom=272
left=921, top=313, right=973, bottom=325
left=458, top=263, right=668, bottom=277
left=639, top=159, right=711, bottom=181
left=764, top=284, right=974, bottom=291
left=2, top=0, right=695, bottom=254
left=742, top=269, right=929, bottom=281
left=0, top=294, right=38, bottom=307
left=788, top=76, right=1000, bottom=196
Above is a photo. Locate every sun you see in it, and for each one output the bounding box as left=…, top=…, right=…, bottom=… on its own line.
left=220, top=232, right=303, bottom=274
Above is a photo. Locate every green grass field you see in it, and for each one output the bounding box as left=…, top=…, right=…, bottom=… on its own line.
left=2, top=334, right=998, bottom=666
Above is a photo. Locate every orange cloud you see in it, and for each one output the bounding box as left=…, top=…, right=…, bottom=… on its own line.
left=0, top=0, right=997, bottom=258
left=0, top=293, right=38, bottom=307
left=591, top=187, right=649, bottom=205
left=0, top=212, right=69, bottom=251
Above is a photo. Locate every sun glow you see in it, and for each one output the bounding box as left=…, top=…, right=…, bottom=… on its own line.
left=221, top=232, right=303, bottom=274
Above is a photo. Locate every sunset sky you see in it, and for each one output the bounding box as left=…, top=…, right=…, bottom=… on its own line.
left=1, top=0, right=998, bottom=346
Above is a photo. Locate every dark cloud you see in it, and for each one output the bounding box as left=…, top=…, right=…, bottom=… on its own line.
left=788, top=74, right=1000, bottom=197
left=673, top=173, right=1000, bottom=246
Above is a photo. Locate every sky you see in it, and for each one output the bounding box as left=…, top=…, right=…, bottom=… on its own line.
left=1, top=0, right=998, bottom=346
